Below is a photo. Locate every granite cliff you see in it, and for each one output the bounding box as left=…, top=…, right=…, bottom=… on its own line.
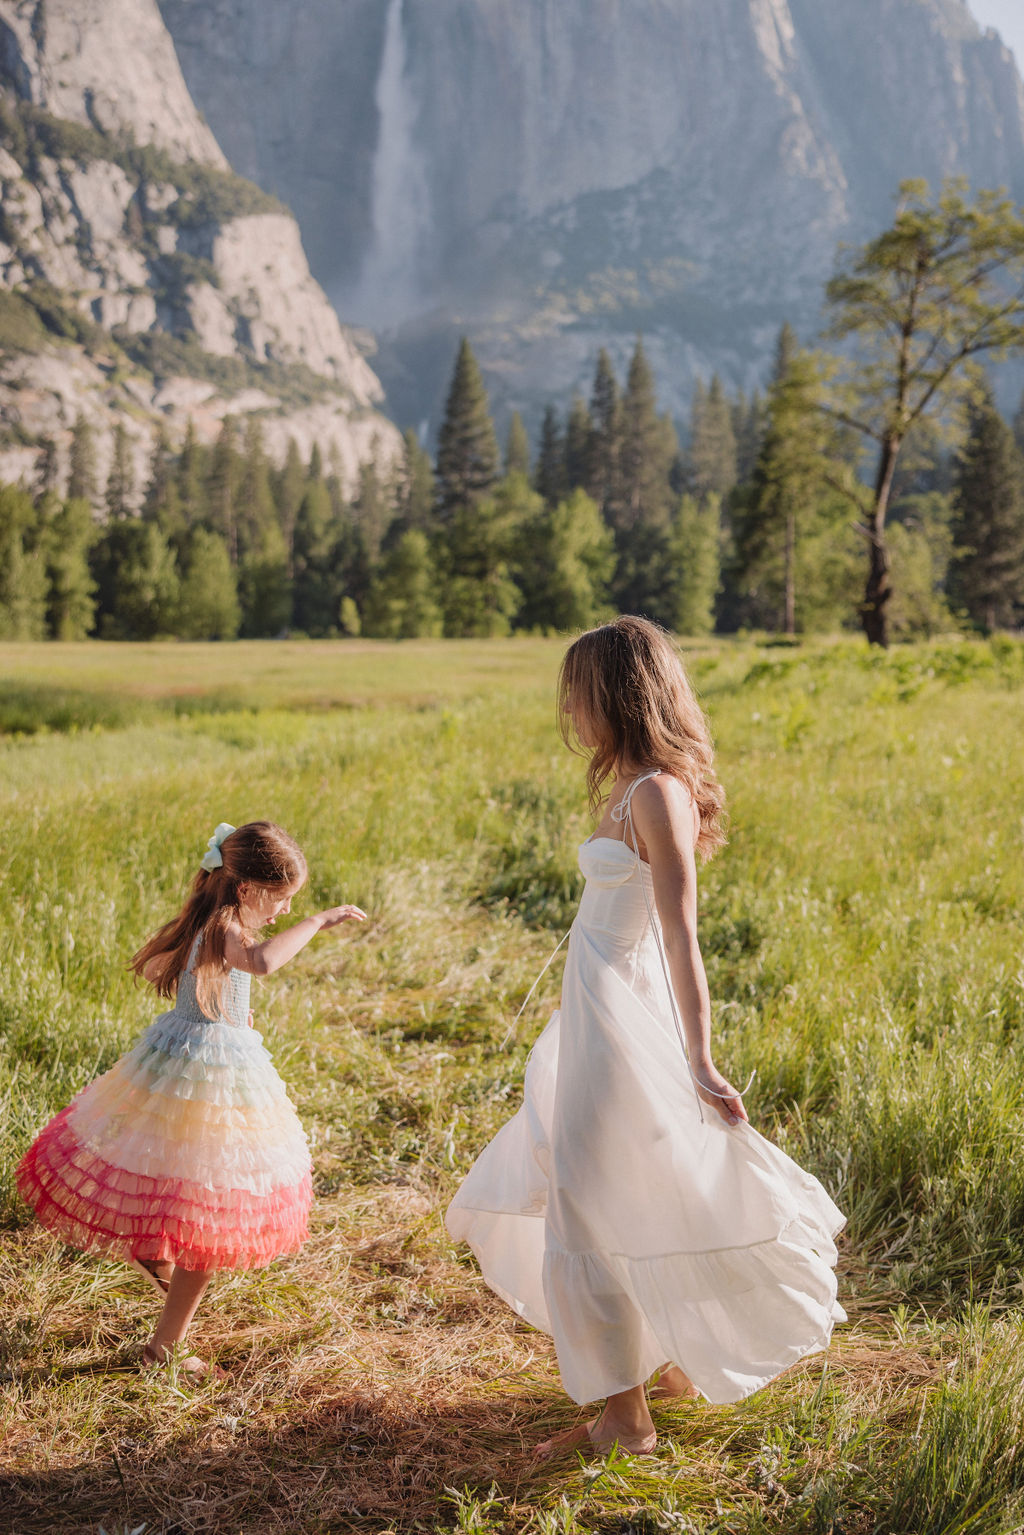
left=0, top=0, right=400, bottom=498
left=160, top=0, right=1024, bottom=427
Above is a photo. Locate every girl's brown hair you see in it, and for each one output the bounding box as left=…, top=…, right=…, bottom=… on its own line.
left=130, top=821, right=308, bottom=1019
left=558, top=616, right=726, bottom=860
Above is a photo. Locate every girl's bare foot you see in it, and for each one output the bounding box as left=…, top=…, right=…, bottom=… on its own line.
left=140, top=1342, right=222, bottom=1382
left=648, top=1362, right=700, bottom=1400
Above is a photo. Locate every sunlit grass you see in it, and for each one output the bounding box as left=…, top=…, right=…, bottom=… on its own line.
left=2, top=634, right=1024, bottom=1532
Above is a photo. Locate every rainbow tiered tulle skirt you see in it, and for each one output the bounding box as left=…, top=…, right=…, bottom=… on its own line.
left=16, top=999, right=312, bottom=1272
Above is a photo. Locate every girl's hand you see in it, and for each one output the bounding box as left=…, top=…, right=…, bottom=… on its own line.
left=693, top=1064, right=749, bottom=1127
left=316, top=904, right=367, bottom=930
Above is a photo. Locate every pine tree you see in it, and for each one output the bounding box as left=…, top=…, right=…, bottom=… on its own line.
left=176, top=418, right=206, bottom=529
left=174, top=528, right=240, bottom=640
left=207, top=417, right=240, bottom=560
left=34, top=437, right=59, bottom=497
left=438, top=475, right=528, bottom=636
left=515, top=488, right=614, bottom=632
left=353, top=453, right=393, bottom=562
left=619, top=337, right=676, bottom=530
left=949, top=389, right=1024, bottom=631
left=733, top=389, right=765, bottom=484
left=274, top=437, right=307, bottom=571
left=234, top=418, right=276, bottom=561
left=665, top=494, right=721, bottom=636
left=505, top=411, right=530, bottom=478
left=686, top=375, right=737, bottom=501
left=0, top=484, right=48, bottom=639
left=292, top=479, right=340, bottom=634
left=68, top=414, right=97, bottom=505
left=395, top=428, right=435, bottom=532
left=585, top=349, right=622, bottom=520
left=237, top=521, right=291, bottom=637
left=564, top=393, right=591, bottom=491
left=90, top=519, right=180, bottom=638
left=435, top=337, right=500, bottom=520
left=363, top=529, right=442, bottom=638
left=730, top=344, right=845, bottom=634
left=105, top=423, right=134, bottom=521
left=534, top=405, right=567, bottom=507
left=39, top=492, right=95, bottom=639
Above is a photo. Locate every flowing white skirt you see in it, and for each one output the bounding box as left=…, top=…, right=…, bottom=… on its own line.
left=446, top=839, right=846, bottom=1405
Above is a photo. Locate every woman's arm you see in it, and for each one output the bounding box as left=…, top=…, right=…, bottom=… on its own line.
left=630, top=776, right=747, bottom=1126
left=223, top=906, right=365, bottom=976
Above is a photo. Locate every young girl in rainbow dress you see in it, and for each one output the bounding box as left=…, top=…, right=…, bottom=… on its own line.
left=17, top=820, right=364, bottom=1378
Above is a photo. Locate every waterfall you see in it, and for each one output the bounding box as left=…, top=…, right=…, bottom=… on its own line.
left=356, top=0, right=431, bottom=329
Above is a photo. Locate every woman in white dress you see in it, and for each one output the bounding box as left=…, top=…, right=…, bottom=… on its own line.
left=446, top=616, right=845, bottom=1457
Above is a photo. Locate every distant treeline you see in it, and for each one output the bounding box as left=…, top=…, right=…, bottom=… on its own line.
left=3, top=326, right=1024, bottom=644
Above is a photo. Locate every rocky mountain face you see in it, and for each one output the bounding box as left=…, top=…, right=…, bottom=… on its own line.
left=160, top=0, right=1024, bottom=429
left=0, top=0, right=400, bottom=499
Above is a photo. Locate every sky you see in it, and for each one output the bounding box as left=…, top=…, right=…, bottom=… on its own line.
left=966, top=0, right=1024, bottom=70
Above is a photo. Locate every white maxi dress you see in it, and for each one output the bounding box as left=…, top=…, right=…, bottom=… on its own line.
left=446, top=772, right=846, bottom=1406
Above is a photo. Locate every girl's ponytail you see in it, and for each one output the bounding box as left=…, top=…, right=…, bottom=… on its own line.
left=130, top=822, right=307, bottom=1020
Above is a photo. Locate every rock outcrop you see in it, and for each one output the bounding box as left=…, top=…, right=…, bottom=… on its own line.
left=160, top=0, right=1024, bottom=425
left=0, top=0, right=400, bottom=498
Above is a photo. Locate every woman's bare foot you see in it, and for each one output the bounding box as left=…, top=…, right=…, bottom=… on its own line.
left=648, top=1362, right=700, bottom=1400
left=534, top=1387, right=657, bottom=1460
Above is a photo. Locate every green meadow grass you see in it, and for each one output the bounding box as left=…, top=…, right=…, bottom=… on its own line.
left=2, top=635, right=1024, bottom=1533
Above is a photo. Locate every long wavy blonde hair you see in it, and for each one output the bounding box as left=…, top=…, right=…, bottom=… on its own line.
left=558, top=616, right=726, bottom=860
left=130, top=821, right=308, bottom=1019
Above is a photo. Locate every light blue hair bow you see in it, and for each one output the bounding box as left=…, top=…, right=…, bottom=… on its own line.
left=200, top=822, right=236, bottom=872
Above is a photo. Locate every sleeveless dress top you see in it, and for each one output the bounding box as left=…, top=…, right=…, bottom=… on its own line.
left=17, top=934, right=312, bottom=1271
left=447, top=773, right=846, bottom=1405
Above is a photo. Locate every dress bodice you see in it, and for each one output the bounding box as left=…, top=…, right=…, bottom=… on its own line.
left=576, top=836, right=658, bottom=951
left=173, top=936, right=251, bottom=1027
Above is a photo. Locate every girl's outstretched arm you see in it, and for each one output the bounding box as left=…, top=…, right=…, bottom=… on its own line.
left=224, top=905, right=366, bottom=976
left=630, top=776, right=747, bottom=1126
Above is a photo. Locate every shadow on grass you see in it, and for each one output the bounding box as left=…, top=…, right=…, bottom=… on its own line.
left=0, top=1371, right=584, bottom=1535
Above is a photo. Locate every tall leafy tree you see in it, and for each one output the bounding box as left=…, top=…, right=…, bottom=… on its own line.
left=824, top=178, right=1024, bottom=645
left=435, top=337, right=500, bottom=520
left=949, top=388, right=1024, bottom=630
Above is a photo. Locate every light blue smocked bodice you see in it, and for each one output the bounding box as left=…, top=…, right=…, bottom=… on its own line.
left=173, top=934, right=251, bottom=1027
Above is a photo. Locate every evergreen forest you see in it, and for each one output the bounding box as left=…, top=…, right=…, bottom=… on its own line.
left=3, top=183, right=1024, bottom=646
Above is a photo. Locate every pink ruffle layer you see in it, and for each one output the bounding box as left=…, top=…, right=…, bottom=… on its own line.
left=16, top=1107, right=311, bottom=1271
